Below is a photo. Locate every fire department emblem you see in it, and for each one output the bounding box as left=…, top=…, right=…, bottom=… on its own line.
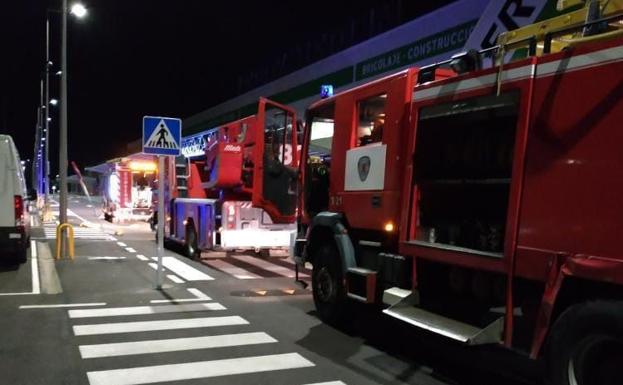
left=357, top=156, right=371, bottom=182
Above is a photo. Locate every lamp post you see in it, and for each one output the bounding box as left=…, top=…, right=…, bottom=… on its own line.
left=58, top=1, right=87, bottom=254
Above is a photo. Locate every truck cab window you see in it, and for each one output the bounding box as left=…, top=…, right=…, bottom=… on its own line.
left=305, top=102, right=334, bottom=216
left=357, top=94, right=386, bottom=147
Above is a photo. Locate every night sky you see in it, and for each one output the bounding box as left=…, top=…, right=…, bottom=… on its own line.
left=1, top=0, right=454, bottom=176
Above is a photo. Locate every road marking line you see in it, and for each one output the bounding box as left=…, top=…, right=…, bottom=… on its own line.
left=187, top=288, right=210, bottom=299
left=125, top=247, right=136, bottom=253
left=167, top=274, right=183, bottom=283
left=86, top=352, right=315, bottom=385
left=231, top=254, right=309, bottom=278
left=88, top=257, right=126, bottom=260
left=136, top=254, right=149, bottom=261
left=68, top=303, right=226, bottom=319
left=150, top=257, right=214, bottom=281
left=149, top=298, right=210, bottom=304
left=0, top=292, right=36, bottom=296
left=303, top=382, right=348, bottom=385
left=110, top=236, right=118, bottom=241
left=79, top=332, right=276, bottom=359
left=204, top=259, right=262, bottom=279
left=117, top=242, right=127, bottom=247
left=19, top=302, right=106, bottom=309
left=73, top=316, right=248, bottom=336
left=31, top=240, right=40, bottom=294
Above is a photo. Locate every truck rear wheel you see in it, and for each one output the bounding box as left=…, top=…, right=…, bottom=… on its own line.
left=547, top=301, right=623, bottom=385
left=311, top=243, right=346, bottom=324
left=184, top=224, right=200, bottom=260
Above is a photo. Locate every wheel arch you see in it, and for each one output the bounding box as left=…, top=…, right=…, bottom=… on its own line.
left=305, top=212, right=356, bottom=272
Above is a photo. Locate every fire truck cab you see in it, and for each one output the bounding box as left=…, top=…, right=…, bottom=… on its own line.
left=162, top=98, right=299, bottom=257
left=250, top=3, right=623, bottom=383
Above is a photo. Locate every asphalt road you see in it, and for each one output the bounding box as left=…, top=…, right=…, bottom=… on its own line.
left=0, top=195, right=542, bottom=385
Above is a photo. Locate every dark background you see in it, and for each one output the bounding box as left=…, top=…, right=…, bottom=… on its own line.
left=0, top=0, right=456, bottom=175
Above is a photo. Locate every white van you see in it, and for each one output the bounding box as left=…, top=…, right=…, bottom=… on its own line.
left=0, top=134, right=33, bottom=263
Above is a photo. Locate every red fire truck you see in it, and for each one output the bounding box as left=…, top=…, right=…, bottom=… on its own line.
left=248, top=2, right=623, bottom=383
left=161, top=98, right=299, bottom=258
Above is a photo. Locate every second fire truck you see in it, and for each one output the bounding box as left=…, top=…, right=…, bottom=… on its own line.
left=160, top=98, right=299, bottom=258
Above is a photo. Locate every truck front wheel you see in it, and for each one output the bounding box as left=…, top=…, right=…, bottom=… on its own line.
left=547, top=301, right=623, bottom=385
left=311, top=243, right=346, bottom=324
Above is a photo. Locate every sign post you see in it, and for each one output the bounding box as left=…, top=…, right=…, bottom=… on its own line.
left=142, top=116, right=182, bottom=289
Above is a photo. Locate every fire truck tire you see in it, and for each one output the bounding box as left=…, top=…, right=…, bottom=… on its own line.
left=184, top=224, right=200, bottom=260
left=546, top=301, right=623, bottom=385
left=311, top=243, right=346, bottom=325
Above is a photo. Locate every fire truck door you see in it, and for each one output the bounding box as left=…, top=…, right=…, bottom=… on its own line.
left=252, top=98, right=298, bottom=223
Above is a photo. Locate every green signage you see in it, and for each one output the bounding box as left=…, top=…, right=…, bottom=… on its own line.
left=355, top=20, right=478, bottom=81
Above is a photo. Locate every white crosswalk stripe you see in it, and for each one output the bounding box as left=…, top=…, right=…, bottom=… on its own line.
left=43, top=226, right=113, bottom=241
left=202, top=255, right=311, bottom=280
left=67, top=297, right=343, bottom=385
left=230, top=254, right=310, bottom=278
left=86, top=353, right=315, bottom=385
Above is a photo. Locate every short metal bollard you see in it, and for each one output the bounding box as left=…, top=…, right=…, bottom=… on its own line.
left=55, top=223, right=75, bottom=260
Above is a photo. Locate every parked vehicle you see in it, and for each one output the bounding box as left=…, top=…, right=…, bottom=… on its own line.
left=0, top=134, right=33, bottom=264
left=161, top=99, right=298, bottom=258
left=249, top=2, right=623, bottom=384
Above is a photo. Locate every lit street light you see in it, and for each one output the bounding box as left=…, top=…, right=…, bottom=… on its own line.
left=70, top=3, right=87, bottom=18
left=58, top=1, right=88, bottom=257
left=50, top=99, right=58, bottom=106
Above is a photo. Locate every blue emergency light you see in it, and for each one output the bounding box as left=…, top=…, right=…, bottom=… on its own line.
left=320, top=84, right=333, bottom=99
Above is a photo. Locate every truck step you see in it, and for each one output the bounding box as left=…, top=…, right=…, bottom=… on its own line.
left=346, top=267, right=377, bottom=303
left=383, top=293, right=503, bottom=345
left=382, top=287, right=413, bottom=306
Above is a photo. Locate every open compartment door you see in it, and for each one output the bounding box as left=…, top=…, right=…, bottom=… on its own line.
left=252, top=97, right=298, bottom=223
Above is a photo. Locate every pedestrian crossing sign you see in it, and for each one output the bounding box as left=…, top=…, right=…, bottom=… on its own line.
left=142, top=116, right=182, bottom=156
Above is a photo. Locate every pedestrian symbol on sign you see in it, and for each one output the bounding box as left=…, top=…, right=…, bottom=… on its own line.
left=145, top=120, right=179, bottom=149
left=142, top=116, right=181, bottom=156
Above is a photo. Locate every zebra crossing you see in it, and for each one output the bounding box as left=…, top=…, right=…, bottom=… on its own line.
left=202, top=254, right=312, bottom=280
left=64, top=295, right=345, bottom=385
left=42, top=222, right=115, bottom=241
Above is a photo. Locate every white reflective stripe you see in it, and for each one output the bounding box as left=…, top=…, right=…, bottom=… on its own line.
left=68, top=303, right=226, bottom=319
left=231, top=254, right=308, bottom=278
left=79, top=332, right=276, bottom=358
left=204, top=259, right=262, bottom=279
left=86, top=353, right=315, bottom=385
left=135, top=254, right=149, bottom=261
left=73, top=316, right=248, bottom=336
left=117, top=242, right=127, bottom=247
left=20, top=303, right=106, bottom=309
left=125, top=247, right=136, bottom=253
left=414, top=45, right=623, bottom=101
left=150, top=256, right=214, bottom=281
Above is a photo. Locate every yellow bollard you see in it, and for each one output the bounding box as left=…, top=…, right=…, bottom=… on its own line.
left=55, top=223, right=75, bottom=260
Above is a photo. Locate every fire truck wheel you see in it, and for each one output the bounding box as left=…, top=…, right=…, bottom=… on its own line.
left=547, top=301, right=623, bottom=385
left=184, top=224, right=199, bottom=260
left=311, top=243, right=346, bottom=324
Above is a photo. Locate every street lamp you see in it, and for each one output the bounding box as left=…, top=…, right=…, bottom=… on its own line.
left=70, top=3, right=88, bottom=18
left=50, top=99, right=58, bottom=106
left=58, top=1, right=88, bottom=253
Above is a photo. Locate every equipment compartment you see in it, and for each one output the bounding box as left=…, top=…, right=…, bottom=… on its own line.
left=412, top=92, right=519, bottom=256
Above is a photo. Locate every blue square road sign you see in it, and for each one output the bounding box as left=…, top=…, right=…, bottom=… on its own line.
left=142, top=116, right=182, bottom=156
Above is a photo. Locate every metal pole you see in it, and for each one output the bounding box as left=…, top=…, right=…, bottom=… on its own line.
left=156, top=155, right=165, bottom=289
left=59, top=0, right=68, bottom=229
left=44, top=12, right=50, bottom=202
